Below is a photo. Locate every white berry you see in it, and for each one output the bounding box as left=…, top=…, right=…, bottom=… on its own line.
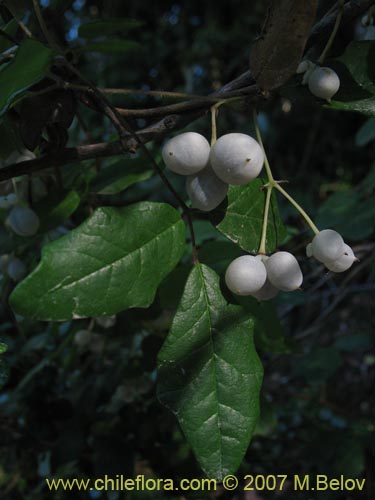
left=162, top=132, right=210, bottom=175
left=8, top=206, right=40, bottom=237
left=186, top=166, right=228, bottom=211
left=210, top=133, right=264, bottom=185
left=311, top=229, right=345, bottom=263
left=265, top=251, right=303, bottom=292
left=308, top=67, right=340, bottom=101
left=74, top=329, right=92, bottom=347
left=251, top=279, right=279, bottom=301
left=325, top=244, right=356, bottom=273
left=0, top=193, right=17, bottom=209
left=7, top=258, right=27, bottom=282
left=225, top=255, right=267, bottom=295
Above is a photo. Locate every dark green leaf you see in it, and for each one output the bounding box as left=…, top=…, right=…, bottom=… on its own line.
left=328, top=41, right=375, bottom=117
left=79, top=39, right=140, bottom=54
left=158, top=264, right=263, bottom=480
left=249, top=1, right=318, bottom=90
left=0, top=19, right=18, bottom=54
left=10, top=202, right=185, bottom=320
left=34, top=189, right=81, bottom=232
left=355, top=118, right=375, bottom=146
left=236, top=296, right=289, bottom=354
left=209, top=179, right=287, bottom=253
left=0, top=39, right=54, bottom=116
left=90, top=158, right=153, bottom=195
left=316, top=190, right=375, bottom=240
left=79, top=18, right=144, bottom=38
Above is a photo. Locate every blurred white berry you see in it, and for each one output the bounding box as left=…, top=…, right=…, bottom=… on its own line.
left=74, top=329, right=92, bottom=347
left=7, top=258, right=27, bottom=282
left=0, top=193, right=17, bottom=209
left=8, top=206, right=40, bottom=236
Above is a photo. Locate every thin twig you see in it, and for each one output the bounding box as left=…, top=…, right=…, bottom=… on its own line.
left=4, top=2, right=33, bottom=38
left=32, top=0, right=60, bottom=51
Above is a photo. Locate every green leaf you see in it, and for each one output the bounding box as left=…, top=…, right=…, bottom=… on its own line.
left=355, top=118, right=375, bottom=146
left=79, top=18, right=144, bottom=38
left=157, top=264, right=263, bottom=480
left=0, top=39, right=54, bottom=116
left=236, top=296, right=290, bottom=354
left=34, top=189, right=81, bottom=232
left=328, top=41, right=375, bottom=117
left=78, top=39, right=140, bottom=54
left=10, top=202, right=185, bottom=320
left=90, top=158, right=153, bottom=194
left=0, top=19, right=18, bottom=53
left=316, top=190, right=375, bottom=240
left=209, top=179, right=287, bottom=253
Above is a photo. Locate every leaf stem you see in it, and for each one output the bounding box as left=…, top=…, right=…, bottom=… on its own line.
left=318, top=0, right=344, bottom=64
left=274, top=183, right=319, bottom=235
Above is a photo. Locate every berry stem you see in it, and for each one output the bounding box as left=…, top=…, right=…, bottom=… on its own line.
left=318, top=0, right=344, bottom=64
left=259, top=184, right=273, bottom=255
left=274, top=183, right=319, bottom=235
left=252, top=109, right=274, bottom=183
left=210, top=97, right=242, bottom=146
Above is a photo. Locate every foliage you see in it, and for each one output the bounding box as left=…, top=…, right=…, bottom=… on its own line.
left=0, top=1, right=374, bottom=499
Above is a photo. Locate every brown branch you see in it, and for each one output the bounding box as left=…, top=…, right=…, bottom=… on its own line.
left=307, top=0, right=374, bottom=47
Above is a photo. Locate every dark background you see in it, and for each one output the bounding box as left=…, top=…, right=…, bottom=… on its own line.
left=0, top=0, right=374, bottom=499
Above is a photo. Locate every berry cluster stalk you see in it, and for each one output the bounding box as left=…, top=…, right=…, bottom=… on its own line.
left=252, top=109, right=319, bottom=254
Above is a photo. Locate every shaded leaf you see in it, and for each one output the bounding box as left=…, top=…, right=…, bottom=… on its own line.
left=249, top=0, right=318, bottom=90
left=355, top=118, right=375, bottom=146
left=79, top=39, right=140, bottom=54
left=209, top=179, right=287, bottom=253
left=10, top=202, right=185, bottom=320
left=328, top=41, right=375, bottom=117
left=90, top=158, right=153, bottom=195
left=0, top=39, right=53, bottom=116
left=34, top=189, right=81, bottom=232
left=79, top=18, right=144, bottom=38
left=158, top=264, right=263, bottom=480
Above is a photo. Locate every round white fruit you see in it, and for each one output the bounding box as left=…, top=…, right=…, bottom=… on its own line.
left=325, top=244, right=356, bottom=273
left=210, top=133, right=264, bottom=185
left=225, top=255, right=267, bottom=296
left=8, top=206, right=40, bottom=236
left=308, top=67, right=340, bottom=101
left=7, top=258, right=27, bottom=282
left=251, top=279, right=279, bottom=301
left=162, top=132, right=210, bottom=175
left=311, top=229, right=345, bottom=263
left=186, top=166, right=228, bottom=211
left=74, top=329, right=92, bottom=347
left=265, top=251, right=303, bottom=292
left=95, top=315, right=117, bottom=328
left=0, top=193, right=17, bottom=209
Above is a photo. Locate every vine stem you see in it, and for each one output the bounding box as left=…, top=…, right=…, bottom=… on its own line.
left=258, top=185, right=272, bottom=255
left=274, top=183, right=320, bottom=235
left=252, top=109, right=274, bottom=183
left=318, top=0, right=345, bottom=64
left=32, top=0, right=60, bottom=51
left=253, top=109, right=320, bottom=239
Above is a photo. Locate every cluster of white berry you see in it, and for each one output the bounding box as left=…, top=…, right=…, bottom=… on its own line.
left=225, top=251, right=303, bottom=301
left=162, top=131, right=264, bottom=211
left=297, top=61, right=340, bottom=102
left=306, top=229, right=357, bottom=273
